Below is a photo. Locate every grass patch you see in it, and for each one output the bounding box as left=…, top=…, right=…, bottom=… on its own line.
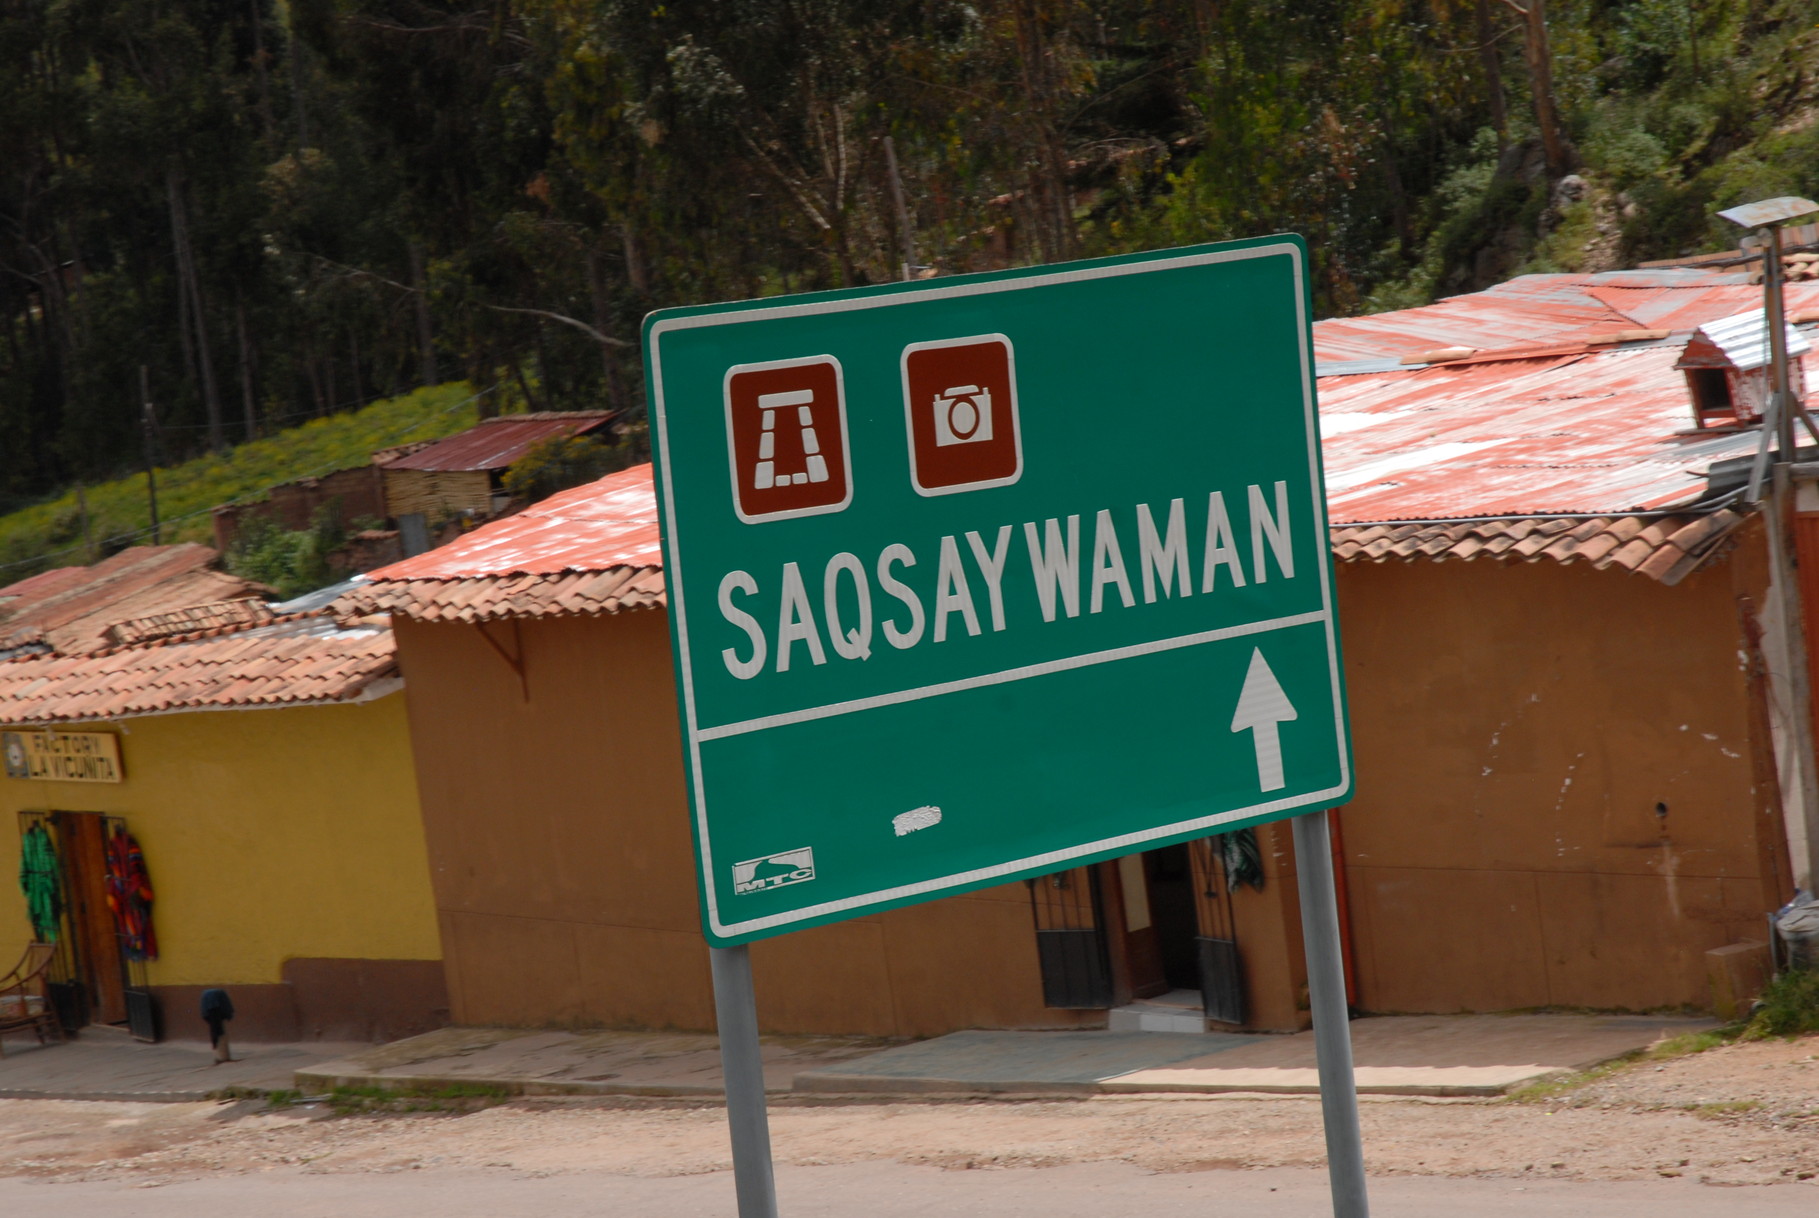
left=1506, top=1054, right=1643, bottom=1104
left=1743, top=968, right=1819, bottom=1040
left=1689, top=1099, right=1762, bottom=1119
left=0, top=383, right=486, bottom=580
left=1506, top=1022, right=1744, bottom=1105
left=327, top=1081, right=512, bottom=1115
left=1648, top=1027, right=1740, bottom=1058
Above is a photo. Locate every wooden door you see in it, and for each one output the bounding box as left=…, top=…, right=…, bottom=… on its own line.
left=58, top=813, right=126, bottom=1026
left=1113, top=853, right=1168, bottom=999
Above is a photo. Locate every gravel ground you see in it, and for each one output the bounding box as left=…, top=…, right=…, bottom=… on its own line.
left=4, top=1035, right=1819, bottom=1190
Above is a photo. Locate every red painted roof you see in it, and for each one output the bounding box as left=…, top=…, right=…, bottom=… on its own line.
left=378, top=411, right=615, bottom=472
left=1316, top=268, right=1819, bottom=521
left=354, top=268, right=1805, bottom=617
left=364, top=463, right=660, bottom=581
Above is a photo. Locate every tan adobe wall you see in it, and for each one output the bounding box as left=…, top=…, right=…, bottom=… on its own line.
left=383, top=468, right=492, bottom=521
left=394, top=609, right=1115, bottom=1037
left=1332, top=534, right=1789, bottom=1014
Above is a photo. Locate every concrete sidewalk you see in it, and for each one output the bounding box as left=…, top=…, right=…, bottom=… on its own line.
left=295, top=1026, right=889, bottom=1097
left=297, top=1012, right=1715, bottom=1101
left=0, top=1012, right=1717, bottom=1103
left=797, top=1014, right=1713, bottom=1097
left=0, top=1027, right=360, bottom=1101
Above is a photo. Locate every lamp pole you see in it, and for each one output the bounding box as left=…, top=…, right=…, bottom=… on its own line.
left=1720, top=197, right=1819, bottom=892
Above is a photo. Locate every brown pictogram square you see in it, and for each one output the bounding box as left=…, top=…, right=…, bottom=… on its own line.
left=723, top=356, right=852, bottom=522
left=901, top=334, right=1022, bottom=495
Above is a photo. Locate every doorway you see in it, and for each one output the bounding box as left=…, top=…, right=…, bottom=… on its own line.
left=18, top=811, right=132, bottom=1030
left=1030, top=840, right=1249, bottom=1022
left=1114, top=845, right=1202, bottom=999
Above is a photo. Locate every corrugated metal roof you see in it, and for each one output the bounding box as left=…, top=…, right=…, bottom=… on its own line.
left=1314, top=273, right=1652, bottom=363
left=1313, top=269, right=1819, bottom=521
left=1688, top=308, right=1812, bottom=371
left=364, top=463, right=659, bottom=582
left=377, top=411, right=615, bottom=472
left=351, top=268, right=1811, bottom=619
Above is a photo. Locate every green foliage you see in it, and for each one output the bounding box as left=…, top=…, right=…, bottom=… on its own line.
left=1210, top=827, right=1264, bottom=891
left=501, top=434, right=623, bottom=503
left=225, top=505, right=345, bottom=599
left=1743, top=967, right=1819, bottom=1039
left=14, top=0, right=1819, bottom=526
left=0, top=383, right=482, bottom=582
left=327, top=1081, right=512, bottom=1114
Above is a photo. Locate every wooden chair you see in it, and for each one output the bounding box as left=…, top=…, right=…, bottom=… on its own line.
left=0, top=943, right=64, bottom=1056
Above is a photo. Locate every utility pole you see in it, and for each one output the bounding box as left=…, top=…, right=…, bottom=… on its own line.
left=1720, top=196, right=1819, bottom=891
left=75, top=484, right=93, bottom=562
left=140, top=365, right=161, bottom=545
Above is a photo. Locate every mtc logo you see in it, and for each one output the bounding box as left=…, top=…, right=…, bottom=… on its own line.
left=732, top=847, right=817, bottom=895
left=724, top=357, right=853, bottom=523
left=902, top=334, right=1022, bottom=495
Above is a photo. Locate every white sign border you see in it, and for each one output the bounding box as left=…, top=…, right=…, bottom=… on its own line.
left=899, top=332, right=1024, bottom=497
left=649, top=240, right=1349, bottom=942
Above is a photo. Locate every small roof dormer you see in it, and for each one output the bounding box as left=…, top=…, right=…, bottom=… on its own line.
left=1675, top=309, right=1811, bottom=429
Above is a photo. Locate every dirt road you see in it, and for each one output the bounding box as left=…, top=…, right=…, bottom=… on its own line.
left=2, top=1034, right=1818, bottom=1212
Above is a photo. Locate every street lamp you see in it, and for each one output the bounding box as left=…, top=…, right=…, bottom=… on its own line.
left=1719, top=195, right=1819, bottom=895
left=1718, top=196, right=1819, bottom=494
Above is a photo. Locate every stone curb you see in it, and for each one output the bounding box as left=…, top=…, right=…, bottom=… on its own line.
left=293, top=1068, right=737, bottom=1099
left=0, top=1088, right=217, bottom=1103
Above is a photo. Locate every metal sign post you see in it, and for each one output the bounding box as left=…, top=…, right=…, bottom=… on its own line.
left=709, top=945, right=779, bottom=1218
left=644, top=236, right=1361, bottom=1216
left=1293, top=810, right=1369, bottom=1217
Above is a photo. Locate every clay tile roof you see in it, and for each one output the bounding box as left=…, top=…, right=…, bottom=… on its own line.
left=0, top=544, right=271, bottom=656
left=1328, top=511, right=1744, bottom=586
left=103, top=598, right=274, bottom=648
left=0, top=614, right=398, bottom=726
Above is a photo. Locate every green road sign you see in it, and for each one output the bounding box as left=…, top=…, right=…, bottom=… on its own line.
left=646, top=236, right=1352, bottom=946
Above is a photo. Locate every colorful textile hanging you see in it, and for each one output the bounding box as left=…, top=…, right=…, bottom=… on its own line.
left=103, top=826, right=157, bottom=961
left=18, top=822, right=60, bottom=942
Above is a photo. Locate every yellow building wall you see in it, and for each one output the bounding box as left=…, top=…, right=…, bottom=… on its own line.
left=0, top=694, right=441, bottom=986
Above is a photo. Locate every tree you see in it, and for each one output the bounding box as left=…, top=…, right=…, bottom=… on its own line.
left=1494, top=0, right=1577, bottom=177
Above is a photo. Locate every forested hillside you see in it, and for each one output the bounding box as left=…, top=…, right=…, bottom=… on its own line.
left=7, top=0, right=1819, bottom=514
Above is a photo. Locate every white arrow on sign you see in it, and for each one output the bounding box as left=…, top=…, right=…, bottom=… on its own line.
left=1230, top=648, right=1298, bottom=792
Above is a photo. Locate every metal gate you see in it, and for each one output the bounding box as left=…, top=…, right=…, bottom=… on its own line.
left=1027, top=866, right=1113, bottom=1009
left=1189, top=837, right=1246, bottom=1025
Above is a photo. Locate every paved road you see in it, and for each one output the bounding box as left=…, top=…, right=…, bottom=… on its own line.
left=1, top=1161, right=1810, bottom=1216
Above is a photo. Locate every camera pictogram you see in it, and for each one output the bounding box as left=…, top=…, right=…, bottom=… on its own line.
left=931, top=384, right=993, bottom=446
left=723, top=356, right=852, bottom=522
left=901, top=335, right=1021, bottom=495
